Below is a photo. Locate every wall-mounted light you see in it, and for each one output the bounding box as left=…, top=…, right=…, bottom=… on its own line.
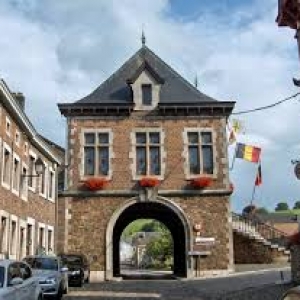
left=22, top=157, right=45, bottom=178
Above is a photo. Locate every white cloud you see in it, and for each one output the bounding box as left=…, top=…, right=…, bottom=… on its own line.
left=0, top=0, right=299, bottom=212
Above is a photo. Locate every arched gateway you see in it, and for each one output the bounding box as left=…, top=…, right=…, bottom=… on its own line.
left=106, top=197, right=192, bottom=280
left=57, top=44, right=235, bottom=281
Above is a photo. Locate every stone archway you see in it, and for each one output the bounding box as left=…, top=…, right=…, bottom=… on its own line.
left=106, top=197, right=192, bottom=280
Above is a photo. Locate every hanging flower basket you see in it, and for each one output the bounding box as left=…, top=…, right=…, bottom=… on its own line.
left=82, top=177, right=109, bottom=191
left=139, top=177, right=160, bottom=188
left=190, top=177, right=212, bottom=188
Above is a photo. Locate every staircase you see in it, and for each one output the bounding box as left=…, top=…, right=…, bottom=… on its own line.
left=232, top=212, right=290, bottom=261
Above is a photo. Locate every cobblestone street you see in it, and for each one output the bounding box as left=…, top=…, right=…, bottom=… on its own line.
left=64, top=267, right=292, bottom=300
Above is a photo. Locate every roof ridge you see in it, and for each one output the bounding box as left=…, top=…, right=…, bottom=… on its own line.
left=143, top=46, right=219, bottom=102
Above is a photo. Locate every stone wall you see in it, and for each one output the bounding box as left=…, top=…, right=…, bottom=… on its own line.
left=233, top=233, right=288, bottom=264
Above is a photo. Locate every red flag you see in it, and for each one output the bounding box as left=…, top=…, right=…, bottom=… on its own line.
left=255, top=164, right=262, bottom=186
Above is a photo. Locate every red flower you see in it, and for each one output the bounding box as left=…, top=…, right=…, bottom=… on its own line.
left=190, top=177, right=212, bottom=188
left=83, top=178, right=109, bottom=191
left=139, top=177, right=160, bottom=188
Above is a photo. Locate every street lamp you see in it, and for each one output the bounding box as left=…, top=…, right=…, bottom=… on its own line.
left=22, top=157, right=45, bottom=178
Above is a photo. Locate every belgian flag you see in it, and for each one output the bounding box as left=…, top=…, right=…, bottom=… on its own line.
left=236, top=143, right=261, bottom=163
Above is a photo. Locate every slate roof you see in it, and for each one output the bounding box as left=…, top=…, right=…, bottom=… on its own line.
left=74, top=46, right=220, bottom=105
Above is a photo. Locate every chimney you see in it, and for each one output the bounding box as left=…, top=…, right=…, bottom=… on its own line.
left=13, top=92, right=25, bottom=111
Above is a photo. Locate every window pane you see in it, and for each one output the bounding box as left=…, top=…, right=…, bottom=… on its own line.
left=149, top=133, right=160, bottom=144
left=189, top=146, right=200, bottom=174
left=188, top=132, right=199, bottom=144
left=84, top=147, right=95, bottom=175
left=84, top=133, right=95, bottom=145
left=201, top=132, right=212, bottom=144
left=142, top=84, right=152, bottom=106
left=136, top=147, right=146, bottom=175
left=98, top=147, right=109, bottom=176
left=202, top=146, right=213, bottom=174
left=150, top=147, right=160, bottom=175
left=98, top=133, right=109, bottom=144
left=136, top=133, right=146, bottom=144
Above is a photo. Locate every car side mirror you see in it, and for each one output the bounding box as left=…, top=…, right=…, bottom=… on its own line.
left=10, top=277, right=24, bottom=286
left=61, top=267, right=68, bottom=272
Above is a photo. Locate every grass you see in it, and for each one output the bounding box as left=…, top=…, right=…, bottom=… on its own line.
left=273, top=209, right=300, bottom=214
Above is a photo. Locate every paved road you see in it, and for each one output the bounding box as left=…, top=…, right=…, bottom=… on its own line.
left=64, top=267, right=292, bottom=300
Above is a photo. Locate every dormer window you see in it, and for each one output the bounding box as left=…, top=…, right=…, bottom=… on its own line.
left=142, top=84, right=152, bottom=106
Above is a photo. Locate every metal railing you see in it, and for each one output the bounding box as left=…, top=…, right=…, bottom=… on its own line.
left=232, top=212, right=289, bottom=248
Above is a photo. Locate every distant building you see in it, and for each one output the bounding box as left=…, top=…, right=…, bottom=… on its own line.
left=0, top=79, right=61, bottom=259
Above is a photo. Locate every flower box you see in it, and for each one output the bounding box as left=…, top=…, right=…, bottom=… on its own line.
left=82, top=177, right=109, bottom=191
left=139, top=177, right=160, bottom=188
left=190, top=177, right=212, bottom=188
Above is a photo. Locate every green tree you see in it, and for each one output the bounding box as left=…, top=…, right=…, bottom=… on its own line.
left=294, top=201, right=300, bottom=209
left=275, top=202, right=289, bottom=211
left=256, top=207, right=269, bottom=214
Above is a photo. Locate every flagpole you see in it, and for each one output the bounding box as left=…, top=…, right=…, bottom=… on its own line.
left=250, top=183, right=256, bottom=206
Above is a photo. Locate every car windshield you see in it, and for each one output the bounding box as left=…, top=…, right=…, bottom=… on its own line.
left=0, top=267, right=4, bottom=288
left=61, top=255, right=83, bottom=266
left=24, top=257, right=58, bottom=271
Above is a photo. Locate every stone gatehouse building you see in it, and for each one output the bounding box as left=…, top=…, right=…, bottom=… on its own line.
left=58, top=45, right=235, bottom=281
left=0, top=79, right=62, bottom=260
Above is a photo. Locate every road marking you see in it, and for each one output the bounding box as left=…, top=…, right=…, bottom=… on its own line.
left=67, top=291, right=161, bottom=298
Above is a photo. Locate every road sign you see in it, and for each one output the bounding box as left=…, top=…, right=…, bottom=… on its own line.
left=295, top=163, right=300, bottom=180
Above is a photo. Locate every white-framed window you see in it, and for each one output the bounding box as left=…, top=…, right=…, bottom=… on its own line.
left=26, top=218, right=35, bottom=256
left=133, top=130, right=163, bottom=177
left=19, top=219, right=26, bottom=260
left=37, top=223, right=45, bottom=252
left=39, top=161, right=48, bottom=198
left=48, top=168, right=55, bottom=201
left=0, top=210, right=9, bottom=259
left=15, top=130, right=21, bottom=147
left=82, top=130, right=112, bottom=178
left=142, top=84, right=152, bottom=106
left=46, top=225, right=54, bottom=254
left=9, top=215, right=18, bottom=259
left=24, top=142, right=28, bottom=156
left=183, top=129, right=215, bottom=178
left=1, top=142, right=11, bottom=189
left=12, top=153, right=21, bottom=195
left=20, top=163, right=28, bottom=201
left=28, top=151, right=37, bottom=191
left=5, top=117, right=11, bottom=136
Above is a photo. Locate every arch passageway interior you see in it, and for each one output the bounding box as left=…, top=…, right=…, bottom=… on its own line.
left=112, top=202, right=187, bottom=278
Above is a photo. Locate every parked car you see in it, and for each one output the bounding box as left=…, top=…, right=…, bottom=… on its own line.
left=23, top=255, right=68, bottom=300
left=0, top=259, right=43, bottom=300
left=59, top=253, right=90, bottom=287
left=280, top=286, right=300, bottom=299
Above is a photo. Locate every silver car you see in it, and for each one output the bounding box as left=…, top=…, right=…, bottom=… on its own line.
left=23, top=255, right=68, bottom=300
left=0, top=259, right=42, bottom=300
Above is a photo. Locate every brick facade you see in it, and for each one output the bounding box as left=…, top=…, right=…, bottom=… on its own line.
left=0, top=81, right=61, bottom=260
left=58, top=45, right=235, bottom=280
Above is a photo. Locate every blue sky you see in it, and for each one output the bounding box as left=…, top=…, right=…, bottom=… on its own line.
left=0, top=0, right=299, bottom=213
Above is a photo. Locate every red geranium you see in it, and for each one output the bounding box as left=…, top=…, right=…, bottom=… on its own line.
left=83, top=178, right=109, bottom=191
left=190, top=177, right=212, bottom=188
left=139, top=177, right=160, bottom=188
